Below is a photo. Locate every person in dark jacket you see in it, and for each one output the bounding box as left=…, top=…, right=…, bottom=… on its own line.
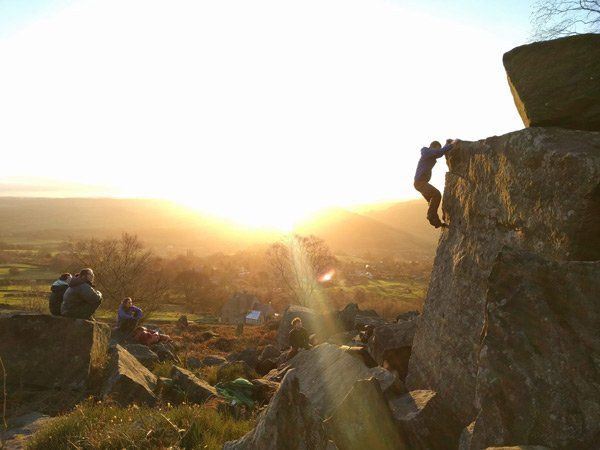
left=61, top=268, right=103, bottom=320
left=48, top=273, right=72, bottom=316
left=414, top=138, right=458, bottom=228
left=117, top=297, right=143, bottom=332
left=287, top=317, right=311, bottom=359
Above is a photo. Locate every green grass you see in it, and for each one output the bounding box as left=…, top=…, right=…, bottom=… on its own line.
left=328, top=278, right=427, bottom=300
left=28, top=401, right=253, bottom=450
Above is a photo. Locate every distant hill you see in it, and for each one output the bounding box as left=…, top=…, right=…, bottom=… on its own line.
left=296, top=206, right=435, bottom=258
left=0, top=197, right=437, bottom=258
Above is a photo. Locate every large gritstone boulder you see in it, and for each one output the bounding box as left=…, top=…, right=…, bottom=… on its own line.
left=467, top=250, right=600, bottom=450
left=223, top=369, right=329, bottom=450
left=406, top=127, right=600, bottom=445
left=0, top=315, right=110, bottom=390
left=368, top=321, right=416, bottom=380
left=389, top=390, right=462, bottom=450
left=265, top=343, right=396, bottom=418
left=503, top=33, right=600, bottom=131
left=323, top=378, right=407, bottom=450
left=102, top=345, right=157, bottom=406
left=170, top=366, right=216, bottom=404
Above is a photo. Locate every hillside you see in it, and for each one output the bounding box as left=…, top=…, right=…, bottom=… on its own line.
left=0, top=197, right=437, bottom=258
left=296, top=207, right=435, bottom=258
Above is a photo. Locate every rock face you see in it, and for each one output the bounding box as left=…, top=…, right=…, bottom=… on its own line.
left=323, top=378, right=407, bottom=450
left=407, top=127, right=600, bottom=440
left=170, top=366, right=216, bottom=404
left=223, top=369, right=329, bottom=450
left=0, top=315, right=110, bottom=390
left=503, top=33, right=600, bottom=131
left=368, top=321, right=416, bottom=380
left=266, top=343, right=395, bottom=418
left=467, top=250, right=600, bottom=450
left=124, top=344, right=159, bottom=370
left=102, top=345, right=157, bottom=406
left=389, top=390, right=462, bottom=450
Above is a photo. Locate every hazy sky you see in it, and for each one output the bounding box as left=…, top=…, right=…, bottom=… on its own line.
left=0, top=0, right=532, bottom=228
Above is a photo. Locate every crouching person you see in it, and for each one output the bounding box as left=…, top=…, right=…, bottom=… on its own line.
left=117, top=297, right=143, bottom=333
left=48, top=273, right=72, bottom=316
left=61, top=268, right=102, bottom=320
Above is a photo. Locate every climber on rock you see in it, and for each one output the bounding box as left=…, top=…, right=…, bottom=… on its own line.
left=414, top=138, right=458, bottom=228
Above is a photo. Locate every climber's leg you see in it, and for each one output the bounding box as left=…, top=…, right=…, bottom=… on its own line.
left=414, top=181, right=442, bottom=227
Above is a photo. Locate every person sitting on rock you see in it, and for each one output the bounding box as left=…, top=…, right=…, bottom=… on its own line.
left=61, top=268, right=103, bottom=320
left=48, top=272, right=72, bottom=316
left=414, top=138, right=459, bottom=228
left=117, top=297, right=143, bottom=333
left=288, top=317, right=311, bottom=359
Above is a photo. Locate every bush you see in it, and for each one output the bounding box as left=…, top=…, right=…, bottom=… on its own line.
left=28, top=401, right=253, bottom=450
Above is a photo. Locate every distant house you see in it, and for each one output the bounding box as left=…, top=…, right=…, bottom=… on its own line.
left=220, top=292, right=274, bottom=324
left=245, top=310, right=262, bottom=325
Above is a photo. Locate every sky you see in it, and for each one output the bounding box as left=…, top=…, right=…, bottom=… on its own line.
left=0, top=0, right=532, bottom=228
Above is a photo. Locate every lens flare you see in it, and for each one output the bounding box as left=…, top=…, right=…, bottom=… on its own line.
left=319, top=269, right=335, bottom=283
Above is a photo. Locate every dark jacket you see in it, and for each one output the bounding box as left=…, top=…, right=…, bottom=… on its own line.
left=48, top=279, right=69, bottom=316
left=414, top=143, right=454, bottom=183
left=61, top=276, right=103, bottom=316
left=289, top=326, right=310, bottom=350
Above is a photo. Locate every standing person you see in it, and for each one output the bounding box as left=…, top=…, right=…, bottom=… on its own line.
left=414, top=138, right=459, bottom=228
left=48, top=273, right=72, bottom=316
left=61, top=268, right=103, bottom=320
left=117, top=297, right=143, bottom=333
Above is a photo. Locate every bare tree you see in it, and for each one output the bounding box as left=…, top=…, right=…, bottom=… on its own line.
left=531, top=0, right=600, bottom=40
left=267, top=235, right=336, bottom=307
left=70, top=233, right=169, bottom=317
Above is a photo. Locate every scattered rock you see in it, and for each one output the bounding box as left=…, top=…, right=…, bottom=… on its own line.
left=0, top=412, right=54, bottom=450
left=259, top=344, right=281, bottom=361
left=227, top=348, right=259, bottom=369
left=389, top=390, right=462, bottom=450
left=102, top=345, right=157, bottom=406
left=201, top=355, right=227, bottom=367
left=255, top=358, right=277, bottom=376
left=503, top=33, right=600, bottom=131
left=176, top=315, right=189, bottom=328
left=338, top=303, right=380, bottom=331
left=0, top=315, right=110, bottom=390
left=201, top=330, right=219, bottom=341
left=468, top=250, right=600, bottom=450
left=186, top=356, right=203, bottom=369
left=368, top=321, right=416, bottom=380
left=250, top=378, right=280, bottom=405
left=150, top=341, right=180, bottom=363
left=324, top=378, right=407, bottom=450
left=124, top=344, right=159, bottom=370
left=170, top=366, right=216, bottom=404
left=223, top=369, right=329, bottom=450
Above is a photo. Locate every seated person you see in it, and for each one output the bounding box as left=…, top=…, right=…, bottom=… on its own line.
left=132, top=326, right=171, bottom=346
left=48, top=273, right=72, bottom=316
left=117, top=297, right=143, bottom=333
left=61, top=268, right=102, bottom=320
left=287, top=317, right=311, bottom=359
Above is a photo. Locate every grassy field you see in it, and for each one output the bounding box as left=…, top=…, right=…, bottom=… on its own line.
left=28, top=401, right=253, bottom=450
